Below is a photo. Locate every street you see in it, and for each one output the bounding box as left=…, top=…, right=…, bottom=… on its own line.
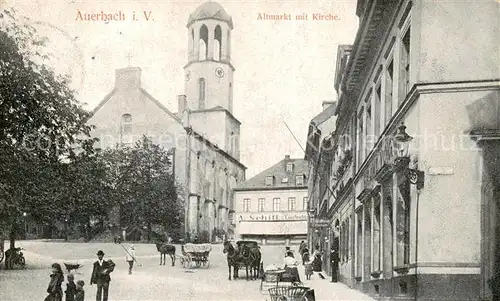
left=0, top=240, right=374, bottom=301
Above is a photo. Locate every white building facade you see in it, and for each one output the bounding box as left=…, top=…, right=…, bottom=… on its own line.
left=233, top=155, right=308, bottom=245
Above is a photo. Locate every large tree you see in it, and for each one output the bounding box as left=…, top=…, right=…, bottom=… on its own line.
left=0, top=8, right=95, bottom=248
left=105, top=136, right=182, bottom=241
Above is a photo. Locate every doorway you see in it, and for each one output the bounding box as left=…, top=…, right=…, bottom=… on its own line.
left=480, top=141, right=500, bottom=300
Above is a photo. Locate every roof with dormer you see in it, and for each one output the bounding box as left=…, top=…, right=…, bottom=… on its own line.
left=234, top=156, right=308, bottom=191
left=187, top=1, right=233, bottom=29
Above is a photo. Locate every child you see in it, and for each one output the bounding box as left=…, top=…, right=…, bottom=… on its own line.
left=46, top=263, right=64, bottom=301
left=304, top=260, right=313, bottom=280
left=75, top=280, right=85, bottom=301
left=65, top=274, right=76, bottom=301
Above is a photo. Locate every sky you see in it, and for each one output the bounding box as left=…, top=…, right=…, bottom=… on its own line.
left=5, top=0, right=359, bottom=178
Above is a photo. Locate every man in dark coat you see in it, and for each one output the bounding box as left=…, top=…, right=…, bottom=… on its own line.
left=90, top=250, right=115, bottom=301
left=330, top=247, right=340, bottom=282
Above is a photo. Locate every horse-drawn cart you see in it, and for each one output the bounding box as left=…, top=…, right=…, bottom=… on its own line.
left=181, top=243, right=211, bottom=268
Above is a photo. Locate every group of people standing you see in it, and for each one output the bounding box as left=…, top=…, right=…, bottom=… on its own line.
left=298, top=240, right=340, bottom=282
left=45, top=248, right=123, bottom=301
left=45, top=263, right=85, bottom=301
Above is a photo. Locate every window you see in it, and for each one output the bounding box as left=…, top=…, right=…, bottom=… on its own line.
left=288, top=197, right=296, bottom=211
left=286, top=162, right=294, bottom=172
left=281, top=177, right=289, bottom=183
left=258, top=198, right=265, bottom=212
left=303, top=197, right=308, bottom=210
left=243, top=198, right=250, bottom=212
left=357, top=109, right=364, bottom=166
left=198, top=78, right=206, bottom=109
left=214, top=25, right=222, bottom=61
left=265, top=176, right=274, bottom=186
left=396, top=182, right=411, bottom=266
left=385, top=59, right=394, bottom=126
left=372, top=197, right=381, bottom=272
left=229, top=83, right=233, bottom=112
left=273, top=198, right=280, bottom=212
left=399, top=27, right=411, bottom=104
left=121, top=114, right=132, bottom=144
left=296, top=175, right=304, bottom=186
left=365, top=94, right=373, bottom=153
left=198, top=24, right=208, bottom=60
left=374, top=82, right=381, bottom=137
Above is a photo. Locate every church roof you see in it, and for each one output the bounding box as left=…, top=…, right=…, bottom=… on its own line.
left=235, top=156, right=308, bottom=191
left=187, top=1, right=233, bottom=29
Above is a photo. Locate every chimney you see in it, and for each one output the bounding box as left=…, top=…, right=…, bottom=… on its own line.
left=285, top=155, right=290, bottom=160
left=322, top=101, right=334, bottom=111
left=177, top=95, right=187, bottom=113
left=115, top=67, right=141, bottom=90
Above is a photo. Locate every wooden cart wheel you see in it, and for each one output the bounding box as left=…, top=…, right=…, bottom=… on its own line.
left=203, top=258, right=210, bottom=268
left=183, top=257, right=191, bottom=269
left=195, top=260, right=202, bottom=268
left=0, top=251, right=4, bottom=264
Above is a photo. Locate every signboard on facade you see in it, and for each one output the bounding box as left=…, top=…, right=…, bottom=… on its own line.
left=238, top=212, right=307, bottom=222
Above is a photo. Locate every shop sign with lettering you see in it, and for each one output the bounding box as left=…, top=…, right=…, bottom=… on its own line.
left=238, top=212, right=307, bottom=222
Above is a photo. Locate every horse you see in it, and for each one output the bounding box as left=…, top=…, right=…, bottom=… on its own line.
left=223, top=241, right=240, bottom=280
left=155, top=242, right=176, bottom=266
left=240, top=244, right=261, bottom=280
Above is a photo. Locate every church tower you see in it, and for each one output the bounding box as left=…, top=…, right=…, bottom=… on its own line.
left=181, top=2, right=240, bottom=160
left=184, top=2, right=234, bottom=112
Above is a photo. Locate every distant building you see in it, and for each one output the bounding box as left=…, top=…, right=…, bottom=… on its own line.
left=87, top=2, right=246, bottom=242
left=233, top=155, right=308, bottom=245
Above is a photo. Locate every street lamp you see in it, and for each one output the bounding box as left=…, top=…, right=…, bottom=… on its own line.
left=393, top=124, right=425, bottom=189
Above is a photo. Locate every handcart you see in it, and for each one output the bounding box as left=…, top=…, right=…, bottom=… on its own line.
left=260, top=265, right=302, bottom=293
left=181, top=243, right=211, bottom=268
left=267, top=286, right=313, bottom=301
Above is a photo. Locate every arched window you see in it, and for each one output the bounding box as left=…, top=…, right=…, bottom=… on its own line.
left=198, top=78, right=206, bottom=109
left=214, top=25, right=222, bottom=61
left=199, top=25, right=208, bottom=60
left=121, top=114, right=132, bottom=144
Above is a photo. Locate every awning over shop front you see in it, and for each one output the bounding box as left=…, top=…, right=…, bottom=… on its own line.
left=238, top=221, right=307, bottom=235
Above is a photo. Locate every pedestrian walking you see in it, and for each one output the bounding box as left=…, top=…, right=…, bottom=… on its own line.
left=45, top=263, right=64, bottom=301
left=125, top=245, right=136, bottom=275
left=90, top=250, right=115, bottom=301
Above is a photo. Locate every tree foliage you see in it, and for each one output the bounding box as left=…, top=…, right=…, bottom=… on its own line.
left=103, top=137, right=182, bottom=240
left=0, top=9, right=182, bottom=247
left=0, top=8, right=96, bottom=247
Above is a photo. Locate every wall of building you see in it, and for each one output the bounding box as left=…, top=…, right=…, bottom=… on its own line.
left=184, top=60, right=233, bottom=111
left=416, top=90, right=487, bottom=265
left=416, top=1, right=499, bottom=83
left=88, top=90, right=188, bottom=188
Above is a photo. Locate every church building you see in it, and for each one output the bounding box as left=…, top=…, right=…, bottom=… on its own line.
left=87, top=2, right=246, bottom=242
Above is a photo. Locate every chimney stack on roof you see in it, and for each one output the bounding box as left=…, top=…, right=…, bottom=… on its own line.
left=285, top=155, right=290, bottom=160
left=115, top=67, right=142, bottom=90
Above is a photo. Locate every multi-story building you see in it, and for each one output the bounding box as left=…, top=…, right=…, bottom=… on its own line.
left=305, top=100, right=338, bottom=269
left=233, top=155, right=308, bottom=245
left=314, top=1, right=500, bottom=300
